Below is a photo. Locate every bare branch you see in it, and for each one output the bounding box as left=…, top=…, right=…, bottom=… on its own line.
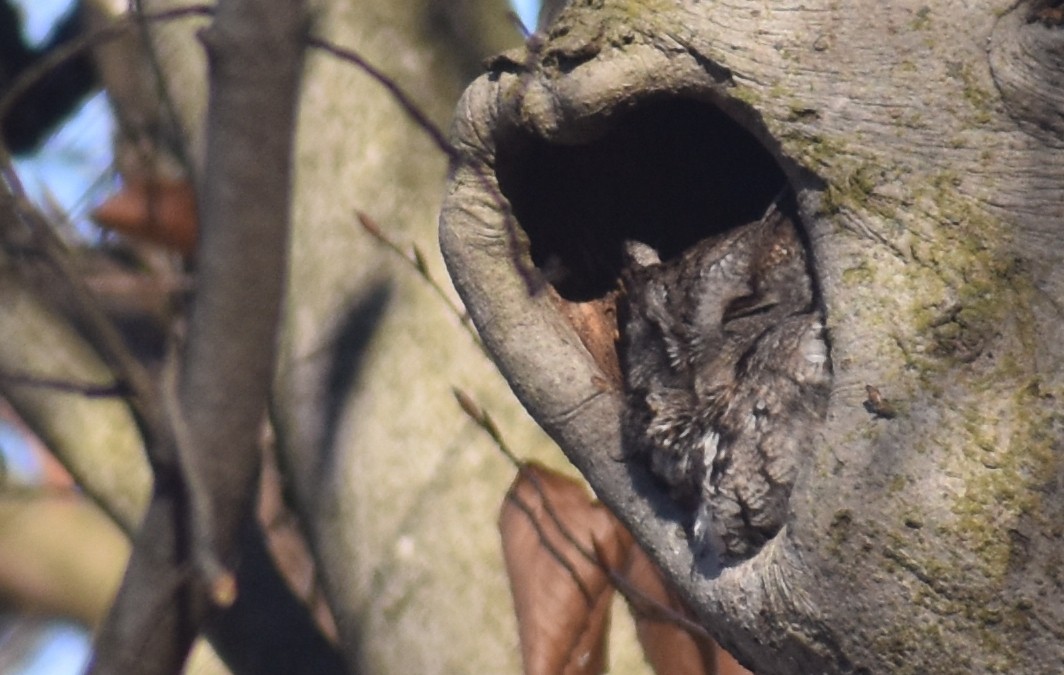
left=312, top=35, right=543, bottom=294
left=357, top=211, right=480, bottom=346
left=452, top=387, right=711, bottom=639
left=0, top=370, right=128, bottom=398
left=306, top=37, right=458, bottom=161
left=90, top=0, right=310, bottom=672
left=0, top=4, right=214, bottom=161
left=0, top=176, right=166, bottom=471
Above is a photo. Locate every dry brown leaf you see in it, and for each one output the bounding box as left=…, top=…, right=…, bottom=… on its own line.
left=622, top=543, right=753, bottom=675
left=499, top=462, right=633, bottom=675
left=499, top=461, right=754, bottom=675
left=553, top=291, right=623, bottom=388
left=92, top=177, right=198, bottom=256
left=716, top=647, right=755, bottom=675
left=622, top=542, right=717, bottom=675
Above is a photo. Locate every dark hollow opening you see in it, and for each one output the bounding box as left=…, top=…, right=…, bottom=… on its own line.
left=496, top=97, right=788, bottom=301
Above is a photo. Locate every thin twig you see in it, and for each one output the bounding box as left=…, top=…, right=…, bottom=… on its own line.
left=129, top=0, right=200, bottom=174
left=357, top=211, right=482, bottom=349
left=0, top=484, right=83, bottom=500
left=306, top=36, right=457, bottom=161
left=310, top=35, right=546, bottom=295
left=452, top=387, right=712, bottom=638
left=0, top=183, right=167, bottom=466
left=0, top=370, right=128, bottom=398
left=0, top=4, right=214, bottom=154
left=506, top=489, right=598, bottom=602
left=507, top=10, right=533, bottom=39
left=452, top=387, right=522, bottom=467
left=0, top=6, right=219, bottom=472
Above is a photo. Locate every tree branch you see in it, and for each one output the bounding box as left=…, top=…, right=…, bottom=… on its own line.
left=90, top=0, right=310, bottom=672
left=0, top=190, right=153, bottom=533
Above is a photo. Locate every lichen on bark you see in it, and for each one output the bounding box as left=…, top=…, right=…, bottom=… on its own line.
left=441, top=0, right=1064, bottom=672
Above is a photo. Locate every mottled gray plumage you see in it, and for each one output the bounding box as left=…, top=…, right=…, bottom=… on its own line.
left=619, top=203, right=831, bottom=568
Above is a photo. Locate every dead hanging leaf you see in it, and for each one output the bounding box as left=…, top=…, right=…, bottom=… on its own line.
left=499, top=462, right=633, bottom=675
left=621, top=544, right=752, bottom=675
left=92, top=177, right=198, bottom=257
left=500, top=462, right=754, bottom=675
left=622, top=543, right=716, bottom=674
left=716, top=647, right=754, bottom=675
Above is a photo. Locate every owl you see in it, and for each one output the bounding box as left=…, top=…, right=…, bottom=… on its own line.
left=619, top=201, right=832, bottom=569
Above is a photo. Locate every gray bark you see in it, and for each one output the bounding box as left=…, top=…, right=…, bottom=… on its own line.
left=90, top=0, right=309, bottom=672
left=270, top=2, right=651, bottom=670
left=440, top=0, right=1064, bottom=672
left=139, top=0, right=656, bottom=671
left=0, top=262, right=150, bottom=532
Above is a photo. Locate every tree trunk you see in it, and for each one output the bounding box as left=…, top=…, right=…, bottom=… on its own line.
left=140, top=0, right=657, bottom=671
left=439, top=0, right=1064, bottom=672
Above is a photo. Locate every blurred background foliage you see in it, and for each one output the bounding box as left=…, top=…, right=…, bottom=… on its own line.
left=0, top=1, right=541, bottom=672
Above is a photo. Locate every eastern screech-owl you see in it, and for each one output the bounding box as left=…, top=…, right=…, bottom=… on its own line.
left=619, top=201, right=832, bottom=568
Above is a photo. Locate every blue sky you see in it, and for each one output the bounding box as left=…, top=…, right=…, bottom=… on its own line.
left=13, top=92, right=116, bottom=239
left=512, top=0, right=540, bottom=29
left=11, top=0, right=116, bottom=238
left=14, top=0, right=73, bottom=45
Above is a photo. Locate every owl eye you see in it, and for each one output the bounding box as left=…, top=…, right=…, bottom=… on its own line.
left=722, top=294, right=778, bottom=323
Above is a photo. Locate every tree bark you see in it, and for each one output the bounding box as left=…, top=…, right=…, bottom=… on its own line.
left=440, top=0, right=1064, bottom=672
left=270, top=2, right=631, bottom=671
left=90, top=0, right=308, bottom=672
left=0, top=262, right=151, bottom=532
left=138, top=0, right=658, bottom=672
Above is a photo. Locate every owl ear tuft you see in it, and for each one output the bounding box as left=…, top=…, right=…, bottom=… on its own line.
left=624, top=240, right=662, bottom=268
